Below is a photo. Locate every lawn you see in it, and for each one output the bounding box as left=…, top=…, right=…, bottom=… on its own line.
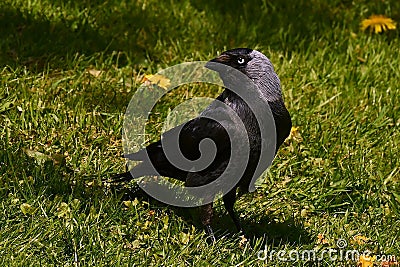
left=1, top=0, right=399, bottom=266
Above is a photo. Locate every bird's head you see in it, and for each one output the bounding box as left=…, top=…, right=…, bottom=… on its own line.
left=205, top=48, right=282, bottom=101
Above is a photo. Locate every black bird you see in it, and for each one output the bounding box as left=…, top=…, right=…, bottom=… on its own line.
left=111, top=48, right=292, bottom=241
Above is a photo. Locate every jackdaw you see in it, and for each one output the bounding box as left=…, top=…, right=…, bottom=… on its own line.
left=111, top=48, right=292, bottom=242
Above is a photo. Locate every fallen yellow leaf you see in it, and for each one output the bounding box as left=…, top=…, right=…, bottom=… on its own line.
left=289, top=126, right=302, bottom=142
left=142, top=74, right=171, bottom=89
left=352, top=235, right=369, bottom=245
left=20, top=203, right=36, bottom=215
left=87, top=69, right=103, bottom=77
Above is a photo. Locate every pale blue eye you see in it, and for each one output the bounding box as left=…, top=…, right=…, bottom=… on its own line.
left=237, top=57, right=245, bottom=64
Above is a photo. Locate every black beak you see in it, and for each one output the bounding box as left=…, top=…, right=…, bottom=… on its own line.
left=205, top=54, right=230, bottom=72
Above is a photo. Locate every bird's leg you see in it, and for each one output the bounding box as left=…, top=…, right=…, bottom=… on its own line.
left=105, top=162, right=133, bottom=183
left=200, top=203, right=216, bottom=243
left=204, top=225, right=216, bottom=243
left=223, top=189, right=243, bottom=233
left=109, top=171, right=132, bottom=183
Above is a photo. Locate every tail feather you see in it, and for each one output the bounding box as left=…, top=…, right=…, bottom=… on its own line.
left=129, top=161, right=160, bottom=177
left=124, top=142, right=161, bottom=161
left=111, top=142, right=187, bottom=182
left=107, top=161, right=159, bottom=183
left=123, top=150, right=146, bottom=161
left=109, top=171, right=133, bottom=183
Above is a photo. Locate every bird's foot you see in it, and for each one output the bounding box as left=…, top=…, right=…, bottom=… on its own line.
left=205, top=225, right=216, bottom=244
left=104, top=171, right=132, bottom=183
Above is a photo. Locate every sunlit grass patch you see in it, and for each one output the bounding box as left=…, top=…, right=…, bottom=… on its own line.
left=0, top=0, right=399, bottom=266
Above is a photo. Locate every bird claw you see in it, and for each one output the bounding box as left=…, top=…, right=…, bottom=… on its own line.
left=205, top=225, right=216, bottom=244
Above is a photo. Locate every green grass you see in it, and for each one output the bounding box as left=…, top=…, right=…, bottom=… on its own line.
left=1, top=0, right=400, bottom=266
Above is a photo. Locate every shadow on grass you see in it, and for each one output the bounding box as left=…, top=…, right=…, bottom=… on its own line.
left=0, top=3, right=149, bottom=70
left=217, top=212, right=311, bottom=245
left=0, top=148, right=74, bottom=200
left=0, top=0, right=363, bottom=71
left=112, top=183, right=311, bottom=246
left=0, top=143, right=109, bottom=204
left=0, top=0, right=361, bottom=116
left=1, top=143, right=310, bottom=245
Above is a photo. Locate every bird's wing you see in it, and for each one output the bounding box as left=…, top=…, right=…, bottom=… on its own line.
left=124, top=104, right=241, bottom=180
